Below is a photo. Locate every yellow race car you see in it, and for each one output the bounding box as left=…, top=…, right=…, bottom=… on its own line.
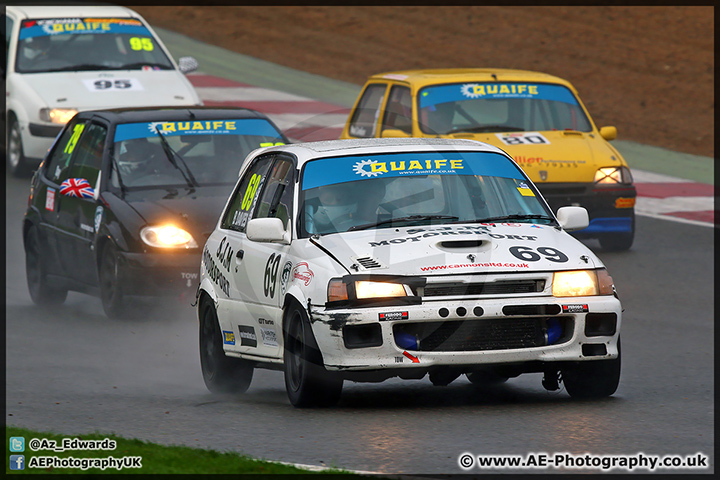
left=341, top=69, right=636, bottom=251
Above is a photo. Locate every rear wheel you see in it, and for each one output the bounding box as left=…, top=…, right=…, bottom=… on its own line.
left=563, top=339, right=621, bottom=399
left=25, top=226, right=67, bottom=306
left=199, top=298, right=253, bottom=394
left=7, top=117, right=32, bottom=177
left=284, top=303, right=342, bottom=407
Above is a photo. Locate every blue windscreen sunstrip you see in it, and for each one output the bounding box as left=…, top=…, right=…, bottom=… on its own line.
left=418, top=82, right=579, bottom=107
left=19, top=18, right=151, bottom=39
left=302, top=151, right=525, bottom=190
left=114, top=119, right=284, bottom=142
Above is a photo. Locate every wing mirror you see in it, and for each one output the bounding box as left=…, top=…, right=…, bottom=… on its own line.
left=556, top=206, right=589, bottom=232
left=59, top=178, right=95, bottom=199
left=246, top=217, right=291, bottom=244
left=178, top=56, right=199, bottom=74
left=599, top=126, right=617, bottom=141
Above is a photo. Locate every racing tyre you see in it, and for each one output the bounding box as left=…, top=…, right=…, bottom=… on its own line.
left=562, top=338, right=621, bottom=399
left=466, top=370, right=509, bottom=386
left=99, top=243, right=130, bottom=320
left=599, top=214, right=635, bottom=251
left=283, top=303, right=342, bottom=407
left=7, top=117, right=32, bottom=177
left=199, top=298, right=253, bottom=394
left=25, top=226, right=68, bottom=306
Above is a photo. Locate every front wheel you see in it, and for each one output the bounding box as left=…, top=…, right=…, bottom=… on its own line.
left=25, top=226, right=68, bottom=306
left=284, top=303, right=342, bottom=407
left=99, top=243, right=129, bottom=320
left=562, top=339, right=621, bottom=399
left=7, top=117, right=32, bottom=177
left=199, top=298, right=253, bottom=394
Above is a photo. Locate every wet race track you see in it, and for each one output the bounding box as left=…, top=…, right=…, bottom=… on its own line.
left=5, top=171, right=714, bottom=475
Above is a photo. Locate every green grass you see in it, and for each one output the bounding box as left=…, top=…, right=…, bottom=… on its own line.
left=5, top=426, right=361, bottom=475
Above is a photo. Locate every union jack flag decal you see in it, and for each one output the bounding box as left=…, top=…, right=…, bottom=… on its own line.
left=59, top=178, right=95, bottom=198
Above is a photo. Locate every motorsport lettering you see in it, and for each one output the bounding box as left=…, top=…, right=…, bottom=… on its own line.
left=203, top=247, right=230, bottom=296
left=369, top=231, right=537, bottom=247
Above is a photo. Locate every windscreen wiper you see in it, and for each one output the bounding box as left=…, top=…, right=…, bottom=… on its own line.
left=117, top=62, right=172, bottom=70
left=51, top=64, right=115, bottom=72
left=154, top=129, right=199, bottom=188
left=445, top=125, right=525, bottom=134
left=453, top=214, right=556, bottom=224
left=348, top=215, right=459, bottom=231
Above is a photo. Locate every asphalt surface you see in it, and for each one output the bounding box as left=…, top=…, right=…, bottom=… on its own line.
left=5, top=170, right=714, bottom=475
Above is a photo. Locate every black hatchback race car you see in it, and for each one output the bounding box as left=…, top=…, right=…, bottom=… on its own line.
left=23, top=106, right=288, bottom=318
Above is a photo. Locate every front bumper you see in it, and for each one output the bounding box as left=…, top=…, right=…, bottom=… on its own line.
left=308, top=294, right=621, bottom=374
left=537, top=182, right=636, bottom=235
left=117, top=250, right=201, bottom=298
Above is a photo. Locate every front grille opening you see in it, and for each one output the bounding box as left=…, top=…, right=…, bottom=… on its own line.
left=393, top=317, right=572, bottom=352
left=424, top=280, right=545, bottom=297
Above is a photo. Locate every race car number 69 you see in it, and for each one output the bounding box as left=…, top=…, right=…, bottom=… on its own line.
left=509, top=246, right=568, bottom=262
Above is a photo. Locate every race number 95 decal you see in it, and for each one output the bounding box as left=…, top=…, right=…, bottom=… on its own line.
left=509, top=246, right=568, bottom=263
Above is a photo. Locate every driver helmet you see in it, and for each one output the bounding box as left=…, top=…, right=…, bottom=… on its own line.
left=314, top=183, right=356, bottom=226
left=22, top=35, right=51, bottom=61
left=117, top=139, right=151, bottom=177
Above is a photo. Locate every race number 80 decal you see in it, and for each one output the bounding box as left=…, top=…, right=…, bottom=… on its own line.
left=509, top=246, right=568, bottom=263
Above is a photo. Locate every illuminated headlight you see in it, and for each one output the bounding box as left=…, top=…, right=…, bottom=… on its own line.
left=552, top=269, right=615, bottom=297
left=39, top=108, right=78, bottom=124
left=140, top=225, right=198, bottom=249
left=594, top=166, right=633, bottom=185
left=328, top=279, right=410, bottom=302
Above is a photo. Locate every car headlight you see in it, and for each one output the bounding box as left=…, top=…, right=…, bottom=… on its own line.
left=140, top=225, right=198, bottom=249
left=328, top=279, right=410, bottom=302
left=39, top=108, right=78, bottom=124
left=552, top=269, right=615, bottom=297
left=594, top=166, right=633, bottom=185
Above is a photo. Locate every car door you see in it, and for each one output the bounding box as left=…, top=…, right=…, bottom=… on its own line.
left=32, top=116, right=89, bottom=280
left=54, top=120, right=108, bottom=286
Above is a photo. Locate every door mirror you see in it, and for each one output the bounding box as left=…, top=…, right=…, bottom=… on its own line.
left=381, top=128, right=411, bottom=139
left=178, top=56, right=199, bottom=74
left=556, top=206, right=589, bottom=232
left=247, top=217, right=290, bottom=244
left=599, top=126, right=617, bottom=141
left=59, top=178, right=95, bottom=199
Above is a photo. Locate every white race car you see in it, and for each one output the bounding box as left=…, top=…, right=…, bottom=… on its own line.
left=197, top=138, right=622, bottom=407
left=4, top=5, right=202, bottom=176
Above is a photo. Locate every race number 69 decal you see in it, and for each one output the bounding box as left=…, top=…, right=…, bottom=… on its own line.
left=509, top=246, right=568, bottom=263
left=264, top=253, right=281, bottom=298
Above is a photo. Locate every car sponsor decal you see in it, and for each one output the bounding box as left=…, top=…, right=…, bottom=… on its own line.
left=379, top=311, right=408, bottom=321
left=420, top=262, right=530, bottom=271
left=562, top=304, right=588, bottom=313
left=237, top=325, right=257, bottom=347
left=80, top=223, right=94, bottom=233
left=292, top=262, right=314, bottom=287
left=94, top=206, right=103, bottom=232
left=508, top=246, right=568, bottom=263
left=202, top=247, right=230, bottom=296
left=59, top=178, right=94, bottom=198
left=113, top=119, right=284, bottom=142
left=19, top=18, right=151, bottom=39
left=263, top=253, right=281, bottom=298
left=279, top=261, right=293, bottom=295
left=301, top=151, right=525, bottom=190
left=516, top=181, right=536, bottom=197
left=497, top=132, right=550, bottom=146
left=82, top=78, right=144, bottom=92
left=368, top=227, right=537, bottom=247
left=259, top=325, right=278, bottom=347
left=45, top=188, right=56, bottom=211
left=222, top=331, right=235, bottom=345
left=418, top=82, right=580, bottom=108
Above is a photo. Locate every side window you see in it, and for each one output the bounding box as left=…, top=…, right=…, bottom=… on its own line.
left=220, top=155, right=274, bottom=232
left=4, top=15, right=13, bottom=73
left=44, top=119, right=88, bottom=183
left=67, top=122, right=107, bottom=188
left=347, top=83, right=387, bottom=138
left=253, top=157, right=295, bottom=229
left=381, top=85, right=412, bottom=134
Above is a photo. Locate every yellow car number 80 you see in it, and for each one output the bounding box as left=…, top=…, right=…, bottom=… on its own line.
left=129, top=37, right=154, bottom=51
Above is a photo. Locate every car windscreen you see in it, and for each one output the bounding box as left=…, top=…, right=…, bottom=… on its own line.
left=110, top=118, right=286, bottom=189
left=299, top=150, right=554, bottom=236
left=417, top=82, right=593, bottom=135
left=16, top=17, right=174, bottom=73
